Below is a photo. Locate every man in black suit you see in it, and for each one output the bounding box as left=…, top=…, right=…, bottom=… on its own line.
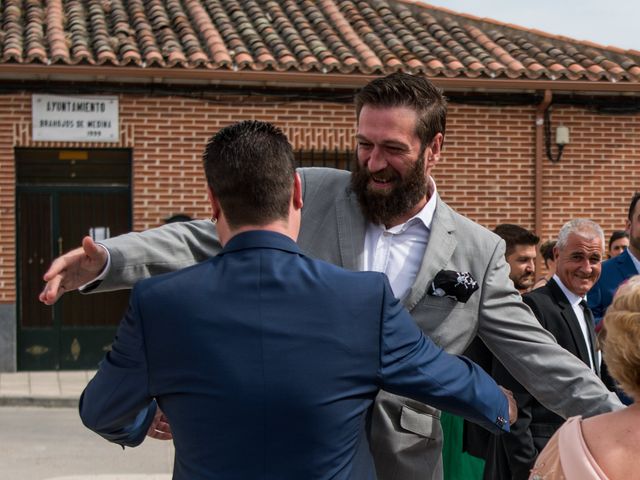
left=485, top=219, right=609, bottom=480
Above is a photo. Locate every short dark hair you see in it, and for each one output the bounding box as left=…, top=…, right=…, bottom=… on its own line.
left=628, top=192, right=640, bottom=221
left=539, top=240, right=557, bottom=262
left=493, top=224, right=540, bottom=257
left=609, top=230, right=629, bottom=250
left=202, top=120, right=295, bottom=228
left=354, top=72, right=447, bottom=148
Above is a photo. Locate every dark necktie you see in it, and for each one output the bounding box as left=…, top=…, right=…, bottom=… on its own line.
left=580, top=300, right=600, bottom=376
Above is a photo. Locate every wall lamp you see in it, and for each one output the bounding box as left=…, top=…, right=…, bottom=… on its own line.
left=544, top=108, right=570, bottom=162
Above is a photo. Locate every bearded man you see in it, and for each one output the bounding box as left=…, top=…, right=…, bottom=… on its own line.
left=492, top=224, right=539, bottom=294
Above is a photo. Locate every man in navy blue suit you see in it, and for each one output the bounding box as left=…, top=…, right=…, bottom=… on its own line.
left=589, top=192, right=640, bottom=405
left=79, top=120, right=513, bottom=480
left=589, top=192, right=640, bottom=327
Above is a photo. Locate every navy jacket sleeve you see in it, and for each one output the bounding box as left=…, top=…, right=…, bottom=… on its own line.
left=587, top=277, right=605, bottom=326
left=377, top=277, right=509, bottom=434
left=79, top=285, right=157, bottom=447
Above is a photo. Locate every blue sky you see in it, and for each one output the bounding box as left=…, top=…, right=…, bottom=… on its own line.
left=421, top=1, right=638, bottom=51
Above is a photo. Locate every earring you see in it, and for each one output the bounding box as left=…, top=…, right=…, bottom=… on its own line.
left=211, top=217, right=217, bottom=225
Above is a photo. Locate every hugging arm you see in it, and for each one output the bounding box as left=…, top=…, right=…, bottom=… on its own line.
left=41, top=167, right=319, bottom=302
left=40, top=219, right=220, bottom=303
left=97, top=219, right=220, bottom=291
left=477, top=240, right=622, bottom=418
left=79, top=286, right=156, bottom=447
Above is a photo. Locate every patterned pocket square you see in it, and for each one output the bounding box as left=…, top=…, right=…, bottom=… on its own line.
left=429, top=270, right=479, bottom=303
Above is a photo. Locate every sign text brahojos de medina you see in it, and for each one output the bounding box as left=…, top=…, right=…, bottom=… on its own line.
left=32, top=94, right=119, bottom=142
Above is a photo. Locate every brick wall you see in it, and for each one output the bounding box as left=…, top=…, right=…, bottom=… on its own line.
left=442, top=104, right=537, bottom=230
left=0, top=92, right=639, bottom=302
left=0, top=95, right=28, bottom=304
left=122, top=94, right=355, bottom=230
left=443, top=104, right=639, bottom=241
left=540, top=106, right=640, bottom=240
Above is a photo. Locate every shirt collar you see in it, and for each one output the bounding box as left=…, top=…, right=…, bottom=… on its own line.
left=383, top=176, right=437, bottom=234
left=415, top=176, right=438, bottom=230
left=552, top=274, right=584, bottom=307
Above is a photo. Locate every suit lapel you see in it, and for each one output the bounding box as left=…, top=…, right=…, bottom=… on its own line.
left=547, top=279, right=592, bottom=367
left=615, top=249, right=639, bottom=279
left=335, top=192, right=367, bottom=271
left=403, top=196, right=457, bottom=311
left=336, top=190, right=457, bottom=310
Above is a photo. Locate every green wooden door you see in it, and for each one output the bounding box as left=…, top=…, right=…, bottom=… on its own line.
left=16, top=148, right=131, bottom=370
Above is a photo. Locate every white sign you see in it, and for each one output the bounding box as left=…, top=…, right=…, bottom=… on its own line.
left=32, top=94, right=119, bottom=142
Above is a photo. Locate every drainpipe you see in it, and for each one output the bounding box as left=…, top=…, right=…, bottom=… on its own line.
left=535, top=90, right=552, bottom=276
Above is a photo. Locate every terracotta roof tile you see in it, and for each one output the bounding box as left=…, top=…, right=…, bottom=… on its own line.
left=1, top=0, right=638, bottom=83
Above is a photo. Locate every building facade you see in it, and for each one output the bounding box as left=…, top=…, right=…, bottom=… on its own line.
left=1, top=0, right=639, bottom=370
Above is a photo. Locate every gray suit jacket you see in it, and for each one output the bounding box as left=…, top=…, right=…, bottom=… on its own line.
left=99, top=168, right=621, bottom=480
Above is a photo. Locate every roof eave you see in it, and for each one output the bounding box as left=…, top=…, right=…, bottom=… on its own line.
left=1, top=64, right=639, bottom=94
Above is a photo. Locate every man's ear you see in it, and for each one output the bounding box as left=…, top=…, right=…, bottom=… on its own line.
left=207, top=185, right=221, bottom=220
left=425, top=133, right=443, bottom=173
left=430, top=133, right=443, bottom=160
left=293, top=172, right=303, bottom=210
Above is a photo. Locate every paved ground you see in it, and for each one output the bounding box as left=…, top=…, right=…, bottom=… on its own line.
left=0, top=371, right=174, bottom=479
left=0, top=406, right=173, bottom=480
left=0, top=370, right=94, bottom=407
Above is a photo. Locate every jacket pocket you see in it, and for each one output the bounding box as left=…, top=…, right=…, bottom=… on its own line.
left=400, top=405, right=441, bottom=439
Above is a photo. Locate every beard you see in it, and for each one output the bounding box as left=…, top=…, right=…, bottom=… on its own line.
left=350, top=153, right=429, bottom=226
left=513, top=272, right=535, bottom=292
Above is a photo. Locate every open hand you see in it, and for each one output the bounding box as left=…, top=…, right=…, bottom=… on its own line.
left=39, top=236, right=108, bottom=305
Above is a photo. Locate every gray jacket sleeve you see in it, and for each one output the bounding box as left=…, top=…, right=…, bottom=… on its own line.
left=95, top=219, right=221, bottom=291
left=477, top=240, right=623, bottom=418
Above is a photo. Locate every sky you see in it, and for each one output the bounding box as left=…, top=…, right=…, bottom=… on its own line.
left=421, top=1, right=639, bottom=51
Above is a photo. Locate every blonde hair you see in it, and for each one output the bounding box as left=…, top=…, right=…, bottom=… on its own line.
left=601, top=275, right=640, bottom=400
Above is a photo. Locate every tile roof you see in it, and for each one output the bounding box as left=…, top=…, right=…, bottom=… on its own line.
left=1, top=0, right=639, bottom=83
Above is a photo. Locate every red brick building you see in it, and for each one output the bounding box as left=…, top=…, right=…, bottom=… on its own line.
left=0, top=0, right=639, bottom=370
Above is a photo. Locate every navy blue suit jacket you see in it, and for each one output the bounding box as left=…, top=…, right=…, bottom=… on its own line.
left=80, top=231, right=508, bottom=480
left=588, top=249, right=638, bottom=326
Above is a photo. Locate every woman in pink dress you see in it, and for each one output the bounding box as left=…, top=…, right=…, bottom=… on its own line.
left=530, top=275, right=640, bottom=480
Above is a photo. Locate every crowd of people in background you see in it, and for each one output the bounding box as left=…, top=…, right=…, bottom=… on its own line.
left=457, top=192, right=640, bottom=480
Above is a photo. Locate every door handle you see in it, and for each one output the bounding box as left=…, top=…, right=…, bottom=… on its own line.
left=58, top=236, right=63, bottom=255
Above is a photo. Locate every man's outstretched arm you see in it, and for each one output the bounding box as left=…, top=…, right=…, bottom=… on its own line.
left=40, top=167, right=319, bottom=304
left=40, top=219, right=220, bottom=303
left=477, top=240, right=623, bottom=417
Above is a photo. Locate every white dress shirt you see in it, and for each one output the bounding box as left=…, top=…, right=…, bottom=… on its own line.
left=553, top=274, right=599, bottom=372
left=363, top=179, right=437, bottom=299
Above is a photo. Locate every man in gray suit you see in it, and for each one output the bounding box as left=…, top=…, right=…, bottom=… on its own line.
left=41, top=73, right=622, bottom=480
